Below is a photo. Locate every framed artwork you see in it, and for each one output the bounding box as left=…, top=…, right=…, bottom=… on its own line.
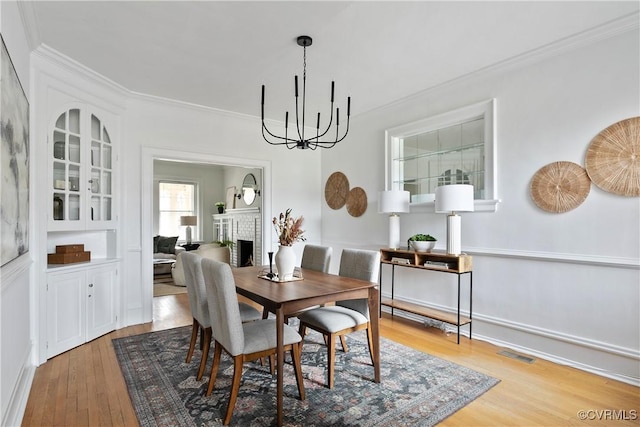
left=225, top=186, right=236, bottom=210
left=1, top=35, right=30, bottom=266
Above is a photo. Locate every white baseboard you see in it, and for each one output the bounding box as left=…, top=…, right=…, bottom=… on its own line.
left=381, top=298, right=640, bottom=387
left=2, top=347, right=36, bottom=427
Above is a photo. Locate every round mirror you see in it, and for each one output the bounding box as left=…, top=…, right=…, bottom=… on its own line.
left=242, top=173, right=258, bottom=206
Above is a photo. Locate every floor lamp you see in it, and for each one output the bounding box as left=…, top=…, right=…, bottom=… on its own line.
left=435, top=185, right=474, bottom=255
left=180, top=215, right=197, bottom=245
left=378, top=190, right=410, bottom=249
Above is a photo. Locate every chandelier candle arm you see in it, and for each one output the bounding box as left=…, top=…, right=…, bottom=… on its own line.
left=261, top=35, right=351, bottom=150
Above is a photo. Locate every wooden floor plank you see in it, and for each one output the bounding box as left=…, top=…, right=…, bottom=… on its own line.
left=22, top=293, right=640, bottom=427
left=55, top=352, right=71, bottom=426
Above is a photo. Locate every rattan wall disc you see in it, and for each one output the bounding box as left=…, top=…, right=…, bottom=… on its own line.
left=530, top=161, right=591, bottom=213
left=585, top=117, right=640, bottom=197
left=346, top=187, right=367, bottom=217
left=325, top=172, right=350, bottom=209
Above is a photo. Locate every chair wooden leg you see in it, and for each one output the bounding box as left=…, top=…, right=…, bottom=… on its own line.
left=298, top=324, right=307, bottom=352
left=206, top=342, right=223, bottom=396
left=339, top=335, right=348, bottom=353
left=327, top=333, right=336, bottom=389
left=186, top=318, right=198, bottom=363
left=199, top=326, right=205, bottom=350
left=290, top=345, right=305, bottom=400
left=223, top=355, right=244, bottom=425
left=197, top=327, right=212, bottom=381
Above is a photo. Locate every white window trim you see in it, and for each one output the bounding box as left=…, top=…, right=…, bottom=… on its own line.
left=384, top=98, right=500, bottom=213
left=158, top=179, right=199, bottom=241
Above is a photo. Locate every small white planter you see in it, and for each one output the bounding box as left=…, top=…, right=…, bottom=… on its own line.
left=409, top=240, right=436, bottom=252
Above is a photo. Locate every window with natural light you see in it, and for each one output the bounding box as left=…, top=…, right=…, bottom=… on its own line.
left=158, top=181, right=197, bottom=240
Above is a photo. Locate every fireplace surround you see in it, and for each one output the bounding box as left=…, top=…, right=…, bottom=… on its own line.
left=213, top=207, right=262, bottom=267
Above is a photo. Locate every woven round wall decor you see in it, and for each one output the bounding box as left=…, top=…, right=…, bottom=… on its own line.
left=346, top=187, right=367, bottom=217
left=530, top=161, right=591, bottom=213
left=324, top=172, right=350, bottom=209
left=585, top=117, right=640, bottom=197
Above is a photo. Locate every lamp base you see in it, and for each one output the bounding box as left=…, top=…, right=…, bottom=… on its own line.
left=388, top=213, right=401, bottom=249
left=446, top=213, right=461, bottom=255
left=186, top=226, right=192, bottom=245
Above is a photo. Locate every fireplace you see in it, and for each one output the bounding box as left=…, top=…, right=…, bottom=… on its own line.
left=237, top=239, right=254, bottom=267
left=214, top=207, right=262, bottom=267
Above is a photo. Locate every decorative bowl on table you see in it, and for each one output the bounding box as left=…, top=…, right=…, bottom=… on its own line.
left=409, top=240, right=436, bottom=252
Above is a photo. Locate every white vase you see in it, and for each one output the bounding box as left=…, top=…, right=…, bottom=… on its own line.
left=275, top=245, right=295, bottom=280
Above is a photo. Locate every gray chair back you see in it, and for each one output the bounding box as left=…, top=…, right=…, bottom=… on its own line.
left=182, top=252, right=211, bottom=328
left=201, top=258, right=245, bottom=356
left=336, top=249, right=380, bottom=317
left=301, top=244, right=333, bottom=273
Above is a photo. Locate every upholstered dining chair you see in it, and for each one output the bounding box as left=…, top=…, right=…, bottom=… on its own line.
left=300, top=244, right=332, bottom=273
left=201, top=258, right=306, bottom=425
left=262, top=244, right=334, bottom=324
left=181, top=252, right=261, bottom=381
left=296, top=248, right=380, bottom=389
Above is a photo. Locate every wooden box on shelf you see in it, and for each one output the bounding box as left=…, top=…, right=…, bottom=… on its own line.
left=48, top=244, right=91, bottom=264
left=54, top=244, right=85, bottom=254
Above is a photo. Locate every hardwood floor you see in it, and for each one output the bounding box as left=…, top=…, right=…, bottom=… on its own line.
left=22, top=293, right=639, bottom=426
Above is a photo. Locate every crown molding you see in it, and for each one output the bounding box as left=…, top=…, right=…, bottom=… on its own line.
left=32, top=44, right=129, bottom=98
left=366, top=12, right=640, bottom=117
left=16, top=1, right=40, bottom=51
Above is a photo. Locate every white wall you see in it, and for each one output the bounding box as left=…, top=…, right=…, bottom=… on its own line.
left=321, top=22, right=640, bottom=384
left=0, top=2, right=34, bottom=425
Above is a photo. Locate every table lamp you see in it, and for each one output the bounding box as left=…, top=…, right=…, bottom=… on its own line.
left=435, top=184, right=474, bottom=255
left=378, top=190, right=410, bottom=249
left=180, top=215, right=197, bottom=244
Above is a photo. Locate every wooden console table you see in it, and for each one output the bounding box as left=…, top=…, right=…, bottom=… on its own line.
left=379, top=248, right=473, bottom=344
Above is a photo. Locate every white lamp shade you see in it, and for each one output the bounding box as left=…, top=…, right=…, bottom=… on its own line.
left=180, top=215, right=197, bottom=226
left=435, top=185, right=475, bottom=213
left=378, top=190, right=410, bottom=214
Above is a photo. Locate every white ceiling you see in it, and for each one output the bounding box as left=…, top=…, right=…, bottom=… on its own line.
left=25, top=1, right=639, bottom=121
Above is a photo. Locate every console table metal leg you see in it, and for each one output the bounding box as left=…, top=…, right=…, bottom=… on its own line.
left=378, top=262, right=383, bottom=318
left=457, top=274, right=461, bottom=344
left=391, top=264, right=396, bottom=317
left=469, top=271, right=473, bottom=340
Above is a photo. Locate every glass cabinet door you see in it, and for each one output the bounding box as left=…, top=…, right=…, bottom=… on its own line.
left=50, top=108, right=115, bottom=229
left=51, top=109, right=82, bottom=224
left=89, top=114, right=113, bottom=223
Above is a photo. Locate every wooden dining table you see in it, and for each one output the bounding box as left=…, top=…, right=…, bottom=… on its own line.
left=232, top=265, right=381, bottom=427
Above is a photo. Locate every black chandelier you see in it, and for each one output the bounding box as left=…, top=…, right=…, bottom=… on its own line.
left=261, top=35, right=351, bottom=150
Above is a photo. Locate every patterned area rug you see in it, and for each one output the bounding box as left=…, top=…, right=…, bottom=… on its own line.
left=113, top=326, right=499, bottom=426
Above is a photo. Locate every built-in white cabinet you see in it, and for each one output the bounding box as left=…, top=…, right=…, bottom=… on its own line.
left=49, top=107, right=115, bottom=230
left=46, top=262, right=118, bottom=358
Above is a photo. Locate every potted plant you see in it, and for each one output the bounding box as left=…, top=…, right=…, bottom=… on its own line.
left=408, top=233, right=437, bottom=252
left=214, top=240, right=234, bottom=248
left=215, top=202, right=225, bottom=214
